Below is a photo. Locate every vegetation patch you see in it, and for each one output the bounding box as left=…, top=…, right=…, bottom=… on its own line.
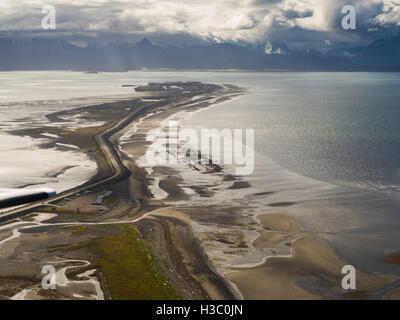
left=91, top=225, right=181, bottom=300
left=57, top=225, right=180, bottom=300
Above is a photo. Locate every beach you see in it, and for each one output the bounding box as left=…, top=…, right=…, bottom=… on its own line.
left=0, top=81, right=246, bottom=299
left=116, top=82, right=400, bottom=299
left=1, top=73, right=400, bottom=300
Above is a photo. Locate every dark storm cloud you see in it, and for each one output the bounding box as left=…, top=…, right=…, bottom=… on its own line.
left=0, top=1, right=398, bottom=49
left=282, top=9, right=313, bottom=19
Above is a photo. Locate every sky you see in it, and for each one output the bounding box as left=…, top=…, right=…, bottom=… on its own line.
left=0, top=0, right=399, bottom=50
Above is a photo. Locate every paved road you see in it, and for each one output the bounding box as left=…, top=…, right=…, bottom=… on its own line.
left=0, top=102, right=151, bottom=223
left=0, top=85, right=225, bottom=224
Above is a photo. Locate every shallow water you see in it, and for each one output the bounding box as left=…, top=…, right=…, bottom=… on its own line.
left=183, top=72, right=400, bottom=197
left=0, top=71, right=143, bottom=196
left=2, top=71, right=400, bottom=282
left=116, top=72, right=400, bottom=285
left=3, top=71, right=399, bottom=196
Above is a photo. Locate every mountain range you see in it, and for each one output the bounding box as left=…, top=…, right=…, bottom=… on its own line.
left=0, top=35, right=399, bottom=71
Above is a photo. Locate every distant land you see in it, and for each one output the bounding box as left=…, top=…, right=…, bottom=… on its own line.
left=0, top=35, right=399, bottom=72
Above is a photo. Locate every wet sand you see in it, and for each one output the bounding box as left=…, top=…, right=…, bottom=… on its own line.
left=117, top=83, right=400, bottom=300
left=2, top=81, right=400, bottom=300
left=0, top=82, right=244, bottom=300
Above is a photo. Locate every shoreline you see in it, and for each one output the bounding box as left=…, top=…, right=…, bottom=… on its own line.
left=0, top=82, right=244, bottom=300
left=117, top=84, right=400, bottom=299
left=1, top=81, right=400, bottom=300
left=0, top=93, right=144, bottom=197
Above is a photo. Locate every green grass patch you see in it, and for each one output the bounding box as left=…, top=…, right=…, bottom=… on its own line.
left=91, top=225, right=181, bottom=300
left=50, top=225, right=180, bottom=299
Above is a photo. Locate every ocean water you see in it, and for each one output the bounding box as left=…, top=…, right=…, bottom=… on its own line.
left=2, top=70, right=399, bottom=198
left=112, top=72, right=400, bottom=279
left=179, top=72, right=400, bottom=277
left=0, top=71, right=142, bottom=197
left=2, top=71, right=400, bottom=280
left=0, top=71, right=142, bottom=102
left=181, top=72, right=400, bottom=197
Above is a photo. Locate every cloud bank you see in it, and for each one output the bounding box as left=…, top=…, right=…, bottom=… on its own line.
left=0, top=0, right=399, bottom=49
